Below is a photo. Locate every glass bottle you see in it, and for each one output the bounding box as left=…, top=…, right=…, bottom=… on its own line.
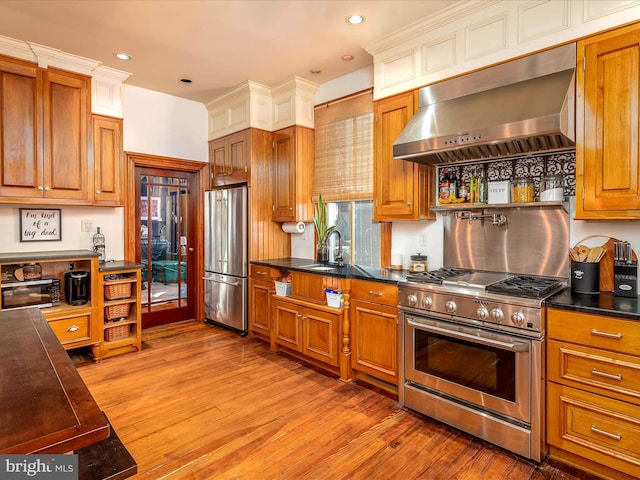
left=477, top=168, right=488, bottom=203
left=93, top=226, right=106, bottom=263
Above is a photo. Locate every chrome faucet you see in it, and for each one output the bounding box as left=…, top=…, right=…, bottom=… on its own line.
left=328, top=229, right=343, bottom=266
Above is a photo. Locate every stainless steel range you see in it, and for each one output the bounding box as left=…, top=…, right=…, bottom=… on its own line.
left=398, top=267, right=565, bottom=462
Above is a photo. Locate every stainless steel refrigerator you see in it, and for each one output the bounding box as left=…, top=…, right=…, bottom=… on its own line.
left=204, top=185, right=248, bottom=334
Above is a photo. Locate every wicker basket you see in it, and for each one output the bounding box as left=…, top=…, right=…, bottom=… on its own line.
left=105, top=303, right=130, bottom=321
left=105, top=323, right=130, bottom=342
left=104, top=282, right=131, bottom=300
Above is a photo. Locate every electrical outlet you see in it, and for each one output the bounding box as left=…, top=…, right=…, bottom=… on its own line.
left=420, top=234, right=429, bottom=247
left=81, top=220, right=94, bottom=232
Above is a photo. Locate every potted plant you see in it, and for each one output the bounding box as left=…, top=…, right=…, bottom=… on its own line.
left=313, top=194, right=335, bottom=263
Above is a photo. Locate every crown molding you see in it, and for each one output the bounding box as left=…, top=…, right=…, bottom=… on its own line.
left=365, top=0, right=500, bottom=56
left=0, top=34, right=37, bottom=62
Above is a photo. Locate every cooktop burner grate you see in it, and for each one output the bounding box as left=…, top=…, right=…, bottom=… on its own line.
left=485, top=275, right=564, bottom=298
left=405, top=268, right=473, bottom=284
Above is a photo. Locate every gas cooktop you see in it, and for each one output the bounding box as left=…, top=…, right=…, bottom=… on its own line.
left=404, top=268, right=565, bottom=300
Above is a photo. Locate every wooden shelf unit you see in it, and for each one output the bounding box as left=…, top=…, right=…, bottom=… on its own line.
left=97, top=267, right=142, bottom=360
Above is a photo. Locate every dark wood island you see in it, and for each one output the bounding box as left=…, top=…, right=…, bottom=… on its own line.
left=0, top=307, right=136, bottom=479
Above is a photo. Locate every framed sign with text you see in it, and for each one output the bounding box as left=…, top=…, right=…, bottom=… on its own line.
left=20, top=208, right=62, bottom=242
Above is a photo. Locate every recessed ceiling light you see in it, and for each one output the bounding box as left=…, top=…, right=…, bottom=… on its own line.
left=180, top=78, right=193, bottom=84
left=342, top=55, right=354, bottom=61
left=346, top=15, right=365, bottom=25
left=310, top=69, right=321, bottom=75
left=114, top=52, right=131, bottom=61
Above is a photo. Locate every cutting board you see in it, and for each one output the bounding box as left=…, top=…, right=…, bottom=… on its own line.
left=573, top=237, right=637, bottom=292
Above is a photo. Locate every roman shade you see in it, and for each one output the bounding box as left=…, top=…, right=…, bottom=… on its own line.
left=313, top=89, right=373, bottom=202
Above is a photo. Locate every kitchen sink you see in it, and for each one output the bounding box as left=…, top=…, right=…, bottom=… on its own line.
left=299, top=264, right=341, bottom=271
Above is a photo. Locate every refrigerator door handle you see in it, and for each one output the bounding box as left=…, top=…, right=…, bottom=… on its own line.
left=203, top=276, right=240, bottom=287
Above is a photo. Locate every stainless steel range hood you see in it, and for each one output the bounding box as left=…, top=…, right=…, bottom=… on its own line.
left=393, top=43, right=576, bottom=166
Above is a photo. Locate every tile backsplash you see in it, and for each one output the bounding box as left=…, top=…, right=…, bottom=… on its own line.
left=437, top=149, right=576, bottom=198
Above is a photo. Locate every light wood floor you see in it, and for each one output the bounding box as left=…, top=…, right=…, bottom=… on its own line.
left=78, top=321, right=598, bottom=480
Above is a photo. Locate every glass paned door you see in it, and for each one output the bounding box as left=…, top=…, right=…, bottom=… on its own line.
left=137, top=168, right=195, bottom=327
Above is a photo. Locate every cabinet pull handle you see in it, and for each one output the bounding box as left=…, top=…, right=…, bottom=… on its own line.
left=67, top=325, right=79, bottom=332
left=256, top=271, right=267, bottom=275
left=591, top=329, right=622, bottom=340
left=591, top=425, right=621, bottom=441
left=368, top=291, right=384, bottom=297
left=591, top=368, right=622, bottom=381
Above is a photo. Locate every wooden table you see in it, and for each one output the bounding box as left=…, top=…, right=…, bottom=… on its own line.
left=0, top=307, right=110, bottom=453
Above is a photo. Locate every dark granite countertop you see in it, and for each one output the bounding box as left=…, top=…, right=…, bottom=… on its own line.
left=546, top=287, right=640, bottom=321
left=251, top=257, right=410, bottom=284
left=0, top=249, right=99, bottom=263
left=99, top=260, right=145, bottom=272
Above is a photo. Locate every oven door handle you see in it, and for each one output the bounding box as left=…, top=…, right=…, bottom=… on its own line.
left=408, top=319, right=530, bottom=352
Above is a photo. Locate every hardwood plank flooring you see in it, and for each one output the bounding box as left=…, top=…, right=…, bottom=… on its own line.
left=78, top=321, right=598, bottom=480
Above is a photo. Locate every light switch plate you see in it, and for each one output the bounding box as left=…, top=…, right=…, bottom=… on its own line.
left=81, top=220, right=94, bottom=232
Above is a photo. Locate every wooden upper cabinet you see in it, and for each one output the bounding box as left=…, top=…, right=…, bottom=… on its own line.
left=0, top=55, right=43, bottom=199
left=271, top=125, right=314, bottom=223
left=43, top=68, right=89, bottom=201
left=208, top=129, right=250, bottom=187
left=373, top=90, right=434, bottom=221
left=577, top=23, right=640, bottom=219
left=0, top=60, right=90, bottom=204
left=92, top=115, right=123, bottom=205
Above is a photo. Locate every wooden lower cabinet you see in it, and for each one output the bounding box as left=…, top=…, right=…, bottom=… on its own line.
left=272, top=296, right=340, bottom=367
left=350, top=280, right=398, bottom=392
left=44, top=307, right=99, bottom=357
left=547, top=308, right=640, bottom=480
left=249, top=264, right=279, bottom=342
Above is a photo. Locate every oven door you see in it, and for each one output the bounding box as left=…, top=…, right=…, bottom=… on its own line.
left=404, top=313, right=532, bottom=424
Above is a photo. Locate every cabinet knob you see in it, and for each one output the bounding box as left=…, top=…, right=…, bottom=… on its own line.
left=96, top=190, right=101, bottom=194
left=67, top=325, right=79, bottom=332
left=38, top=186, right=44, bottom=191
left=44, top=186, right=50, bottom=191
left=406, top=202, right=411, bottom=206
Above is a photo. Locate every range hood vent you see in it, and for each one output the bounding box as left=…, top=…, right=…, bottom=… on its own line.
left=393, top=43, right=576, bottom=166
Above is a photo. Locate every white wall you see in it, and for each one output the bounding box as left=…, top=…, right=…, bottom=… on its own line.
left=123, top=85, right=208, bottom=162
left=0, top=86, right=209, bottom=257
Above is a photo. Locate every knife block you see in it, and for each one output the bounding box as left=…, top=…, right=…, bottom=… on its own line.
left=614, top=262, right=638, bottom=297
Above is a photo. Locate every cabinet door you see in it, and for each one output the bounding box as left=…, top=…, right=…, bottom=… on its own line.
left=373, top=91, right=422, bottom=220
left=43, top=68, right=89, bottom=200
left=303, top=307, right=339, bottom=367
left=209, top=137, right=227, bottom=185
left=228, top=130, right=249, bottom=182
left=92, top=115, right=123, bottom=205
left=577, top=25, right=640, bottom=219
left=0, top=56, right=43, bottom=198
left=272, top=297, right=302, bottom=352
left=249, top=280, right=272, bottom=337
left=210, top=130, right=250, bottom=187
left=351, top=298, right=398, bottom=384
left=272, top=127, right=296, bottom=222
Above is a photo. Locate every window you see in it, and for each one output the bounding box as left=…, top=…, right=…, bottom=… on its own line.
left=314, top=90, right=380, bottom=267
left=324, top=201, right=380, bottom=267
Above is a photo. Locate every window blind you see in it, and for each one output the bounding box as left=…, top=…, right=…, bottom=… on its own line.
left=313, top=89, right=373, bottom=202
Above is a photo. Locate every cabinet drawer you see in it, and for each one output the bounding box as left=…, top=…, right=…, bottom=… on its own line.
left=250, top=264, right=276, bottom=281
left=547, top=309, right=640, bottom=355
left=48, top=313, right=91, bottom=345
left=547, top=382, right=640, bottom=478
left=351, top=280, right=398, bottom=306
left=549, top=339, right=640, bottom=405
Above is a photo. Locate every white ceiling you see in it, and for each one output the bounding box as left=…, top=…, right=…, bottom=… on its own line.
left=0, top=0, right=457, bottom=104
